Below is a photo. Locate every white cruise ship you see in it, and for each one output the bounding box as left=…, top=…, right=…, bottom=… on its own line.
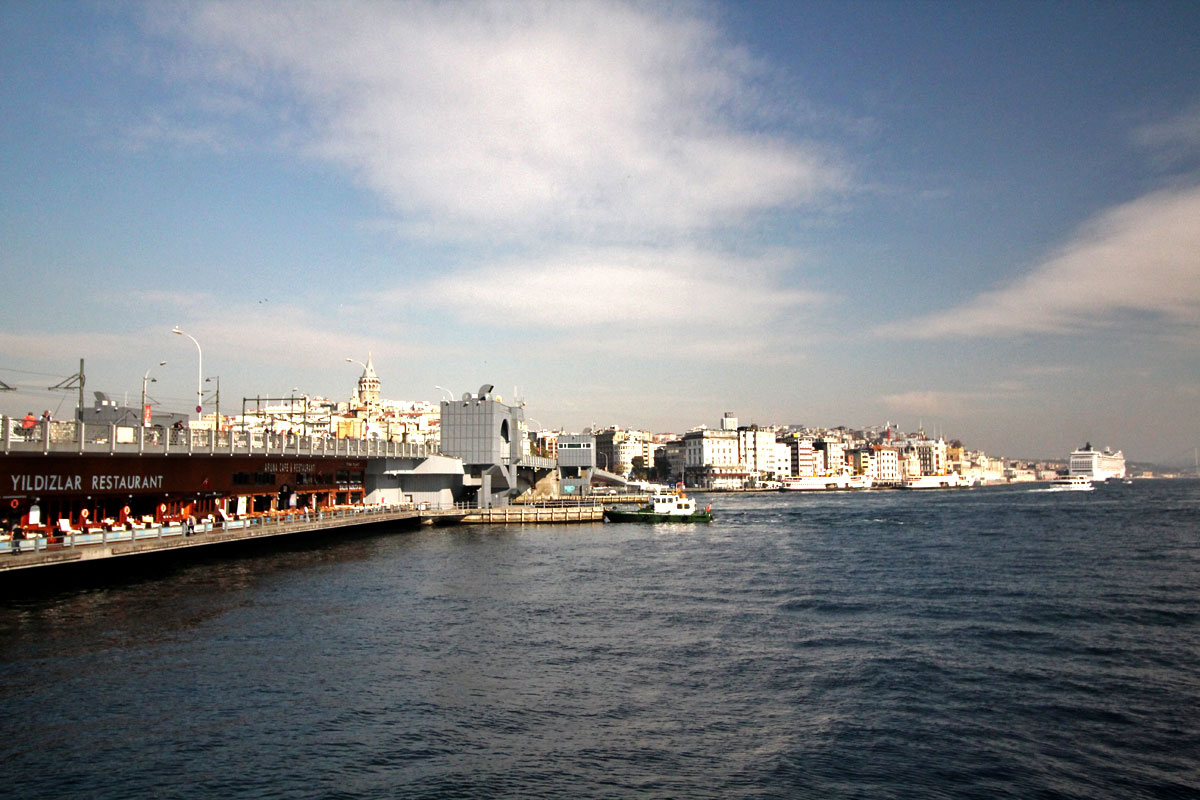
left=1068, top=443, right=1126, bottom=481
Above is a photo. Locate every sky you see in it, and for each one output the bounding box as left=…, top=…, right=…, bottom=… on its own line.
left=1, top=1, right=1198, bottom=464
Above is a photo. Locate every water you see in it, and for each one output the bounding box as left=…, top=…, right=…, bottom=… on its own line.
left=2, top=481, right=1199, bottom=798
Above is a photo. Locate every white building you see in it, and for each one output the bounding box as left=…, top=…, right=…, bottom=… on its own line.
left=816, top=438, right=845, bottom=475
left=684, top=429, right=743, bottom=489
left=772, top=442, right=793, bottom=478
left=739, top=427, right=780, bottom=484
left=871, top=445, right=901, bottom=485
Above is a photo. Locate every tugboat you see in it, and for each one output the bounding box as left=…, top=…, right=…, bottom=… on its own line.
left=603, top=488, right=713, bottom=523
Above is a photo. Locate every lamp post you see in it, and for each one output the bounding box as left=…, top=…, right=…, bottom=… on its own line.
left=141, top=361, right=166, bottom=426
left=435, top=385, right=455, bottom=401
left=171, top=327, right=202, bottom=418
left=205, top=376, right=220, bottom=432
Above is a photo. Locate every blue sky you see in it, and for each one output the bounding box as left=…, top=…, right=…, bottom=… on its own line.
left=2, top=1, right=1198, bottom=463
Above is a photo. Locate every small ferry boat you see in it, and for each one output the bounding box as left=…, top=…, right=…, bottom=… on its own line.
left=603, top=490, right=713, bottom=523
left=1049, top=474, right=1094, bottom=491
left=779, top=473, right=872, bottom=491
left=899, top=473, right=974, bottom=490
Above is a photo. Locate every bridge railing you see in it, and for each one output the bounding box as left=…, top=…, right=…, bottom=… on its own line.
left=0, top=417, right=431, bottom=459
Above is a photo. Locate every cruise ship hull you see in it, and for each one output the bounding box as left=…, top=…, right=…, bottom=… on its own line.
left=899, top=474, right=973, bottom=489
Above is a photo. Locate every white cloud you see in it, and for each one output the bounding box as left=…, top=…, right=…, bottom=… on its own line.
left=145, top=0, right=848, bottom=241
left=877, top=183, right=1200, bottom=339
left=880, top=390, right=973, bottom=417
left=410, top=246, right=817, bottom=326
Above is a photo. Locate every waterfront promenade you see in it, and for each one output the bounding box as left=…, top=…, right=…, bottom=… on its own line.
left=0, top=503, right=469, bottom=574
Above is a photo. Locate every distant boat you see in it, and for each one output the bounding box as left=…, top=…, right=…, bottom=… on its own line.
left=1069, top=442, right=1126, bottom=481
left=899, top=473, right=974, bottom=490
left=1049, top=474, right=1095, bottom=491
left=779, top=473, right=872, bottom=491
left=604, top=489, right=713, bottom=523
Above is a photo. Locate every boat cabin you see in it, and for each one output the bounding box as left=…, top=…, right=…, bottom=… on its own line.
left=649, top=493, right=697, bottom=516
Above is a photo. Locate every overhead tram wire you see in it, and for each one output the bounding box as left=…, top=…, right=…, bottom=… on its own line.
left=0, top=366, right=80, bottom=379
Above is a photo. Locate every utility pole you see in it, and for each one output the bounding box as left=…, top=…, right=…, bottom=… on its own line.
left=47, top=359, right=85, bottom=420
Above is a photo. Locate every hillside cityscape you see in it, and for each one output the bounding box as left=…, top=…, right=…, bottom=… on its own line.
left=55, top=357, right=1169, bottom=486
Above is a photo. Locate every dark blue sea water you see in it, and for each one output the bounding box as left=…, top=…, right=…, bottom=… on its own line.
left=2, top=481, right=1199, bottom=799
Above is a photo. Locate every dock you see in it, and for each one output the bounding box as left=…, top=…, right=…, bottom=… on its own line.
left=461, top=504, right=604, bottom=523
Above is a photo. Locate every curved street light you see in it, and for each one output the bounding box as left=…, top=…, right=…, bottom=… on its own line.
left=141, top=361, right=166, bottom=426
left=171, top=327, right=202, bottom=418
left=435, top=385, right=454, bottom=401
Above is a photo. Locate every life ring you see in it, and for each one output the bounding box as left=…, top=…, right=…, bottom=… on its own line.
left=8, top=499, right=17, bottom=509
left=80, top=508, right=89, bottom=519
left=160, top=503, right=167, bottom=513
left=123, top=505, right=131, bottom=515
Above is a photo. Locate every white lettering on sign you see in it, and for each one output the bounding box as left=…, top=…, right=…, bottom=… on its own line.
left=265, top=462, right=315, bottom=473
left=91, top=474, right=165, bottom=491
left=10, top=474, right=83, bottom=492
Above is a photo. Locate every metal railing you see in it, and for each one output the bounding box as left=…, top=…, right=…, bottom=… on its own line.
left=1, top=417, right=430, bottom=459
left=0, top=502, right=420, bottom=555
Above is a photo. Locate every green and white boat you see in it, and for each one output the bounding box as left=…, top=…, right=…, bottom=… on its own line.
left=603, top=490, right=713, bottom=523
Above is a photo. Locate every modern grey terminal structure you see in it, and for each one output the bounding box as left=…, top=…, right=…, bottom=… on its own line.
left=438, top=384, right=556, bottom=507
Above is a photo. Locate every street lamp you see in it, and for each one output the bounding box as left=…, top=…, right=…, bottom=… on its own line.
left=171, top=327, right=202, bottom=418
left=345, top=357, right=367, bottom=370
left=435, top=385, right=454, bottom=401
left=141, top=361, right=166, bottom=426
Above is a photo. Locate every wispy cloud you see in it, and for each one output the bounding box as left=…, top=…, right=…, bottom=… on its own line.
left=408, top=246, right=819, bottom=325
left=140, top=0, right=849, bottom=242
left=877, top=183, right=1200, bottom=339
left=393, top=244, right=828, bottom=360
left=1134, top=104, right=1200, bottom=169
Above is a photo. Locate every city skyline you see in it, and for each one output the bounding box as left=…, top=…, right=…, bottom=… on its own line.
left=2, top=2, right=1198, bottom=464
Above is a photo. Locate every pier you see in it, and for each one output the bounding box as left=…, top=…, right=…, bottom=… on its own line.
left=462, top=504, right=604, bottom=523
